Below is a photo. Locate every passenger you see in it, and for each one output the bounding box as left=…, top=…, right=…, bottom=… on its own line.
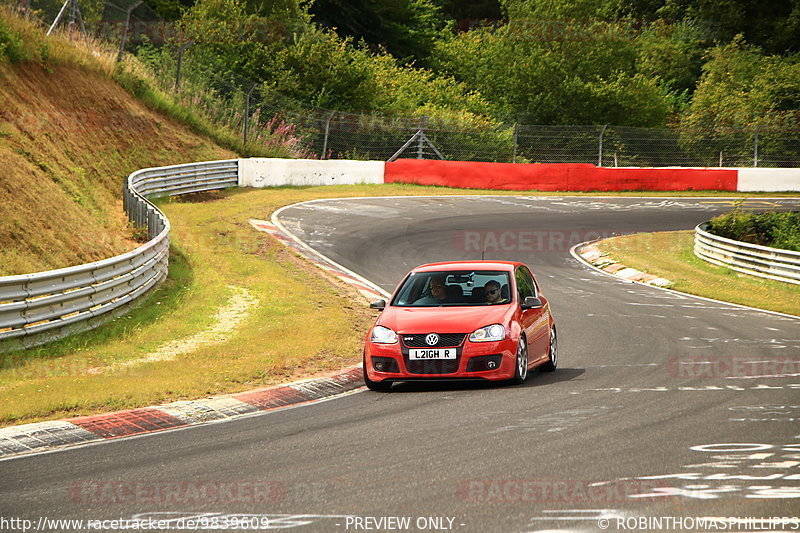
left=484, top=280, right=508, bottom=304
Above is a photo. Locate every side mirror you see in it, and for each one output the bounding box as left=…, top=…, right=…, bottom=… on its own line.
left=369, top=299, right=386, bottom=310
left=521, top=296, right=543, bottom=310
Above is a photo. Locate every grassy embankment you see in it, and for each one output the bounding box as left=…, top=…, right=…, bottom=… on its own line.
left=0, top=7, right=236, bottom=274
left=595, top=230, right=800, bottom=316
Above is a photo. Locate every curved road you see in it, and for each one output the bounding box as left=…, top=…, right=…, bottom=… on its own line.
left=2, top=196, right=799, bottom=533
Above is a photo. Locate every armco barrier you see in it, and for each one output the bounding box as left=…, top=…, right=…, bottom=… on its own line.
left=0, top=160, right=238, bottom=351
left=694, top=223, right=800, bottom=285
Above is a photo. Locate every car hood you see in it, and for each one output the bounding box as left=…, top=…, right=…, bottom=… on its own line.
left=378, top=304, right=513, bottom=334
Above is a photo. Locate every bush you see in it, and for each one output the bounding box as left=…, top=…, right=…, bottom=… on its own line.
left=0, top=17, right=26, bottom=62
left=707, top=209, right=800, bottom=251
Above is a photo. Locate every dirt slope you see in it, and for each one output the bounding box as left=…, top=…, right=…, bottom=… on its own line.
left=0, top=46, right=235, bottom=275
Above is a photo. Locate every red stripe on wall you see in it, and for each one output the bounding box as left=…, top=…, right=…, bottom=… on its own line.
left=385, top=159, right=738, bottom=192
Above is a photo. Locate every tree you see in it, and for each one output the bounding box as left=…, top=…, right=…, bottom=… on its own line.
left=683, top=37, right=800, bottom=131
left=431, top=11, right=672, bottom=125
left=623, top=0, right=800, bottom=55
left=309, top=0, right=448, bottom=66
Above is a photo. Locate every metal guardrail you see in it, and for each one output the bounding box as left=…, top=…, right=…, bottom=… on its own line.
left=0, top=159, right=239, bottom=350
left=694, top=223, right=800, bottom=285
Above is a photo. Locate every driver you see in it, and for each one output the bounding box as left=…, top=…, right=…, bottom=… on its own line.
left=414, top=275, right=449, bottom=305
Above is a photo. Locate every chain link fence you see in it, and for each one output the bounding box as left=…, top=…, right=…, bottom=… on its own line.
left=9, top=0, right=800, bottom=167
left=280, top=118, right=800, bottom=167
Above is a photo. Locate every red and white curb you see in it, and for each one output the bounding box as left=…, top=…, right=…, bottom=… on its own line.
left=578, top=243, right=673, bottom=288
left=0, top=366, right=363, bottom=460
left=249, top=219, right=389, bottom=302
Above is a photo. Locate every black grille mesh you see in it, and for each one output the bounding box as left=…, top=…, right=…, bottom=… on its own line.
left=405, top=359, right=460, bottom=374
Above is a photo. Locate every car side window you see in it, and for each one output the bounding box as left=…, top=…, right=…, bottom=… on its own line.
left=515, top=267, right=534, bottom=300
left=520, top=266, right=538, bottom=297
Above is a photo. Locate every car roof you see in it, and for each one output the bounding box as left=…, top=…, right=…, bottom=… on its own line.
left=412, top=261, right=522, bottom=273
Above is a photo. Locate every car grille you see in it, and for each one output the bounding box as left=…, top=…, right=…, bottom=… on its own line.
left=401, top=333, right=466, bottom=348
left=401, top=333, right=466, bottom=374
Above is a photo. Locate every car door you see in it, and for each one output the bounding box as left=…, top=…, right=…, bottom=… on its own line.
left=518, top=266, right=550, bottom=361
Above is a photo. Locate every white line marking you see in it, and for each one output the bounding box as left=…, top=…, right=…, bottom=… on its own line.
left=271, top=206, right=391, bottom=299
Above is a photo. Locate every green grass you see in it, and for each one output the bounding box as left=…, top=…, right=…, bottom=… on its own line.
left=596, top=230, right=800, bottom=316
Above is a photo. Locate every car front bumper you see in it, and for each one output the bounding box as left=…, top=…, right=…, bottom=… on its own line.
left=364, top=338, right=518, bottom=382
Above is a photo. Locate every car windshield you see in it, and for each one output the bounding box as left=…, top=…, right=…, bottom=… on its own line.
left=391, top=270, right=512, bottom=307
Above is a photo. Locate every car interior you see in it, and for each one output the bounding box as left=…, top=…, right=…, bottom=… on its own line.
left=393, top=271, right=512, bottom=306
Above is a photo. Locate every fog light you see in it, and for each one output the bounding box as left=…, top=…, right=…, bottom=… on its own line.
left=466, top=354, right=503, bottom=372
left=371, top=357, right=399, bottom=373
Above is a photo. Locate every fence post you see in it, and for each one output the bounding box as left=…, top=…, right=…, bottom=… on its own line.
left=116, top=1, right=142, bottom=63
left=68, top=0, right=77, bottom=32
left=243, top=83, right=256, bottom=144
left=174, top=42, right=192, bottom=92
left=512, top=123, right=518, bottom=163
left=74, top=1, right=85, bottom=35
left=321, top=111, right=335, bottom=159
left=598, top=124, right=608, bottom=166
left=417, top=116, right=427, bottom=159
left=753, top=125, right=761, bottom=167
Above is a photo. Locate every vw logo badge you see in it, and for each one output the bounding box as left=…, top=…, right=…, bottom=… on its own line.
left=425, top=333, right=439, bottom=346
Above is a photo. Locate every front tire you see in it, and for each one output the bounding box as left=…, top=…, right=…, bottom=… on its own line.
left=511, top=336, right=528, bottom=385
left=540, top=326, right=558, bottom=372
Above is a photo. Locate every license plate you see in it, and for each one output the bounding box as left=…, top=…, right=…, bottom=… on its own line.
left=409, top=348, right=457, bottom=360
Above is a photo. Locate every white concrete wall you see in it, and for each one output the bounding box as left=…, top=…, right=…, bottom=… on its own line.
left=737, top=168, right=800, bottom=192
left=239, top=158, right=385, bottom=188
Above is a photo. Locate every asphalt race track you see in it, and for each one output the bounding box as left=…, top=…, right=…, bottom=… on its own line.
left=2, top=196, right=799, bottom=533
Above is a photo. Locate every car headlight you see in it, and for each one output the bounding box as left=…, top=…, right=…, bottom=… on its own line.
left=371, top=325, right=398, bottom=344
left=469, top=324, right=506, bottom=342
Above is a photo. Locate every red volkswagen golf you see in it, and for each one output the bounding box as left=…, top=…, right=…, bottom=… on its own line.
left=363, top=261, right=557, bottom=391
